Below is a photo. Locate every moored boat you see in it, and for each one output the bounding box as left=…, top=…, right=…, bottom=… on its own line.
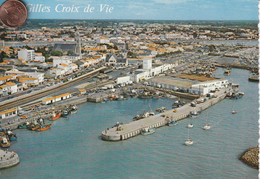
left=0, top=137, right=10, bottom=148
left=248, top=74, right=259, bottom=82
left=185, top=128, right=193, bottom=146
left=141, top=127, right=155, bottom=135
left=167, top=120, right=178, bottom=126
left=62, top=110, right=69, bottom=117
left=17, top=123, right=27, bottom=129
left=189, top=111, right=200, bottom=118
left=51, top=112, right=61, bottom=120
left=36, top=124, right=52, bottom=132
left=187, top=124, right=194, bottom=128
left=7, top=131, right=17, bottom=141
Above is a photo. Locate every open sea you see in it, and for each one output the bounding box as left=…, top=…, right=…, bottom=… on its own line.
left=0, top=68, right=258, bottom=179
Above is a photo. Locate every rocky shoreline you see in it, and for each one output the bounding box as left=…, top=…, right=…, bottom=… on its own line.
left=239, top=147, right=259, bottom=169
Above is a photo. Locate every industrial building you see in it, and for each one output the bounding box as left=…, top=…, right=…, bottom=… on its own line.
left=0, top=108, right=17, bottom=119
left=42, top=93, right=72, bottom=105
left=147, top=75, right=229, bottom=95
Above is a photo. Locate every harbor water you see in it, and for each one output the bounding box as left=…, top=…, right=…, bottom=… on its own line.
left=0, top=68, right=258, bottom=178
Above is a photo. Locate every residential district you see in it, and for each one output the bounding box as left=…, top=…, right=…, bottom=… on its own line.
left=0, top=20, right=258, bottom=169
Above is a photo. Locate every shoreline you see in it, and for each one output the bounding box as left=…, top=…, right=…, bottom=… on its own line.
left=239, top=147, right=259, bottom=169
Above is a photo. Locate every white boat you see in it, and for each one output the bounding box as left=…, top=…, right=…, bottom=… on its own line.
left=185, top=128, right=193, bottom=146
left=148, top=105, right=155, bottom=116
left=232, top=110, right=237, bottom=114
left=141, top=127, right=155, bottom=135
left=185, top=139, right=194, bottom=146
left=203, top=111, right=211, bottom=130
left=203, top=124, right=211, bottom=130
left=187, top=124, right=194, bottom=128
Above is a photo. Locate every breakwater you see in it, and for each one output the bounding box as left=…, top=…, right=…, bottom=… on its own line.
left=101, top=89, right=227, bottom=141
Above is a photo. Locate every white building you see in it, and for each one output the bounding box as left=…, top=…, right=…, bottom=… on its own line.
left=96, top=37, right=110, bottom=44
left=0, top=82, right=18, bottom=96
left=26, top=72, right=45, bottom=84
left=18, top=49, right=35, bottom=62
left=34, top=53, right=45, bottom=62
left=190, top=80, right=229, bottom=95
left=42, top=93, right=72, bottom=105
left=143, top=59, right=152, bottom=70
left=116, top=76, right=132, bottom=85
left=0, top=108, right=17, bottom=119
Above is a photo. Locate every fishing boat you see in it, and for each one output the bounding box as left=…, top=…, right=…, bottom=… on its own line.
left=190, top=111, right=200, bottom=118
left=141, top=127, right=155, bottom=135
left=133, top=111, right=150, bottom=121
left=27, top=122, right=40, bottom=131
left=0, top=137, right=10, bottom=148
left=31, top=125, right=41, bottom=131
left=62, top=110, right=69, bottom=117
left=167, top=119, right=178, bottom=126
left=224, top=67, right=231, bottom=76
left=51, top=112, right=61, bottom=120
left=172, top=99, right=185, bottom=109
left=185, top=128, right=193, bottom=146
left=70, top=105, right=78, bottom=114
left=36, top=124, right=52, bottom=132
left=138, top=91, right=153, bottom=99
left=248, top=74, right=259, bottom=82
left=17, top=123, right=27, bottom=129
left=7, top=131, right=17, bottom=141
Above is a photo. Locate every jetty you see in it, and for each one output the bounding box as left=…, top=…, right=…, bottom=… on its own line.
left=101, top=88, right=228, bottom=141
left=0, top=150, right=19, bottom=169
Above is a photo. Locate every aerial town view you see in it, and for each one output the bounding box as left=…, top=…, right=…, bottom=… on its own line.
left=0, top=0, right=258, bottom=178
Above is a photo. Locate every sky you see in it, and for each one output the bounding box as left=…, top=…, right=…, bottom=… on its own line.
left=1, top=0, right=258, bottom=20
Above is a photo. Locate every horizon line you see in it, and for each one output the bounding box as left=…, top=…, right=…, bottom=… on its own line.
left=26, top=18, right=259, bottom=21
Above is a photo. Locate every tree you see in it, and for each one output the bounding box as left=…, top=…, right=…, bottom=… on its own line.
left=67, top=50, right=75, bottom=56
left=51, top=50, right=63, bottom=56
left=0, top=51, right=8, bottom=62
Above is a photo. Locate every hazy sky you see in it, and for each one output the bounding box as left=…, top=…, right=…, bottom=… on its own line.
left=7, top=0, right=259, bottom=20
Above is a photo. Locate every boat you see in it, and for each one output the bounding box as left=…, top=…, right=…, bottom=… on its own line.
left=184, top=128, right=193, bottom=146
left=148, top=105, right=155, bottom=116
left=27, top=122, right=40, bottom=131
left=138, top=91, right=153, bottom=99
left=203, top=124, right=211, bottom=130
left=232, top=110, right=237, bottom=114
left=36, top=124, right=52, bottom=132
left=203, top=111, right=211, bottom=130
left=167, top=119, right=178, bottom=126
left=7, top=131, right=17, bottom=141
left=224, top=67, right=231, bottom=76
left=190, top=111, right=200, bottom=118
left=0, top=137, right=10, bottom=148
left=187, top=124, right=194, bottom=128
left=62, top=110, right=69, bottom=117
left=133, top=111, right=150, bottom=121
left=17, top=123, right=27, bottom=129
left=31, top=125, right=41, bottom=131
left=141, top=127, right=155, bottom=135
left=51, top=112, right=61, bottom=120
left=172, top=99, right=185, bottom=109
left=70, top=105, right=78, bottom=114
left=248, top=74, right=259, bottom=82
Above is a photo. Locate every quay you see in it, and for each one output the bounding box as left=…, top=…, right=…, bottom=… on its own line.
left=101, top=89, right=228, bottom=141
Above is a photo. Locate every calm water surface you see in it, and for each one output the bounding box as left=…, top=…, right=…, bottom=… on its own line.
left=0, top=68, right=258, bottom=179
